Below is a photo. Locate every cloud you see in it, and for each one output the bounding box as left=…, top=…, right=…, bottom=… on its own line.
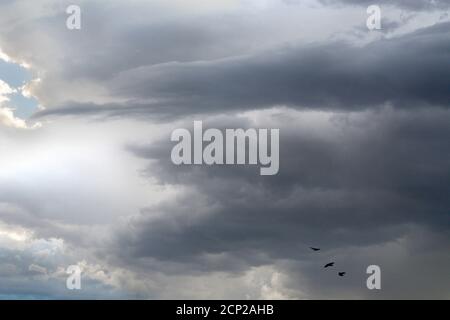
left=0, top=0, right=449, bottom=299
left=0, top=79, right=15, bottom=96
left=0, top=107, right=30, bottom=128
left=320, top=0, right=450, bottom=10
left=0, top=72, right=39, bottom=129
left=33, top=21, right=450, bottom=120
left=28, top=263, right=47, bottom=275
left=109, top=107, right=450, bottom=298
left=6, top=0, right=444, bottom=110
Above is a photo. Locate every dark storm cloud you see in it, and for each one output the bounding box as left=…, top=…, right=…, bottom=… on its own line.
left=36, top=22, right=450, bottom=119
left=110, top=21, right=450, bottom=112
left=3, top=0, right=450, bottom=299
left=112, top=107, right=450, bottom=298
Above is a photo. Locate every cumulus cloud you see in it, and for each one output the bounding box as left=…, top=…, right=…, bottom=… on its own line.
left=0, top=107, right=29, bottom=128
left=0, top=79, right=15, bottom=101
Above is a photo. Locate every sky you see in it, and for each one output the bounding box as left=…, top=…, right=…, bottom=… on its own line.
left=0, top=0, right=449, bottom=299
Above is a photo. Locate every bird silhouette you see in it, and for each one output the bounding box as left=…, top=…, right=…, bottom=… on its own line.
left=324, top=262, right=334, bottom=268
left=338, top=272, right=346, bottom=277
left=310, top=247, right=320, bottom=251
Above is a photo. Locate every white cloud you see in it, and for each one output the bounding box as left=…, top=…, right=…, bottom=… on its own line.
left=0, top=49, right=11, bottom=62
left=0, top=107, right=28, bottom=128
left=0, top=80, right=33, bottom=129
left=28, top=263, right=47, bottom=274
left=0, top=79, right=15, bottom=102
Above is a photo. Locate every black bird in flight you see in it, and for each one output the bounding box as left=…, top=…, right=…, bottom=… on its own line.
left=338, top=272, right=346, bottom=277
left=324, top=262, right=335, bottom=268
left=310, top=247, right=320, bottom=251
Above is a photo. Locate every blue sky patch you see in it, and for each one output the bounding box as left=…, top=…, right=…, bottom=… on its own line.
left=0, top=58, right=38, bottom=119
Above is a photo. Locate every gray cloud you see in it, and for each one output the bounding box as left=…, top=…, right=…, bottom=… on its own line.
left=34, top=22, right=450, bottom=120
left=0, top=0, right=449, bottom=299
left=320, top=0, right=450, bottom=10
left=112, top=108, right=450, bottom=298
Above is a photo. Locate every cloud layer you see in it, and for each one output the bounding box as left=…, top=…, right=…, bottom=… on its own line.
left=0, top=0, right=449, bottom=299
